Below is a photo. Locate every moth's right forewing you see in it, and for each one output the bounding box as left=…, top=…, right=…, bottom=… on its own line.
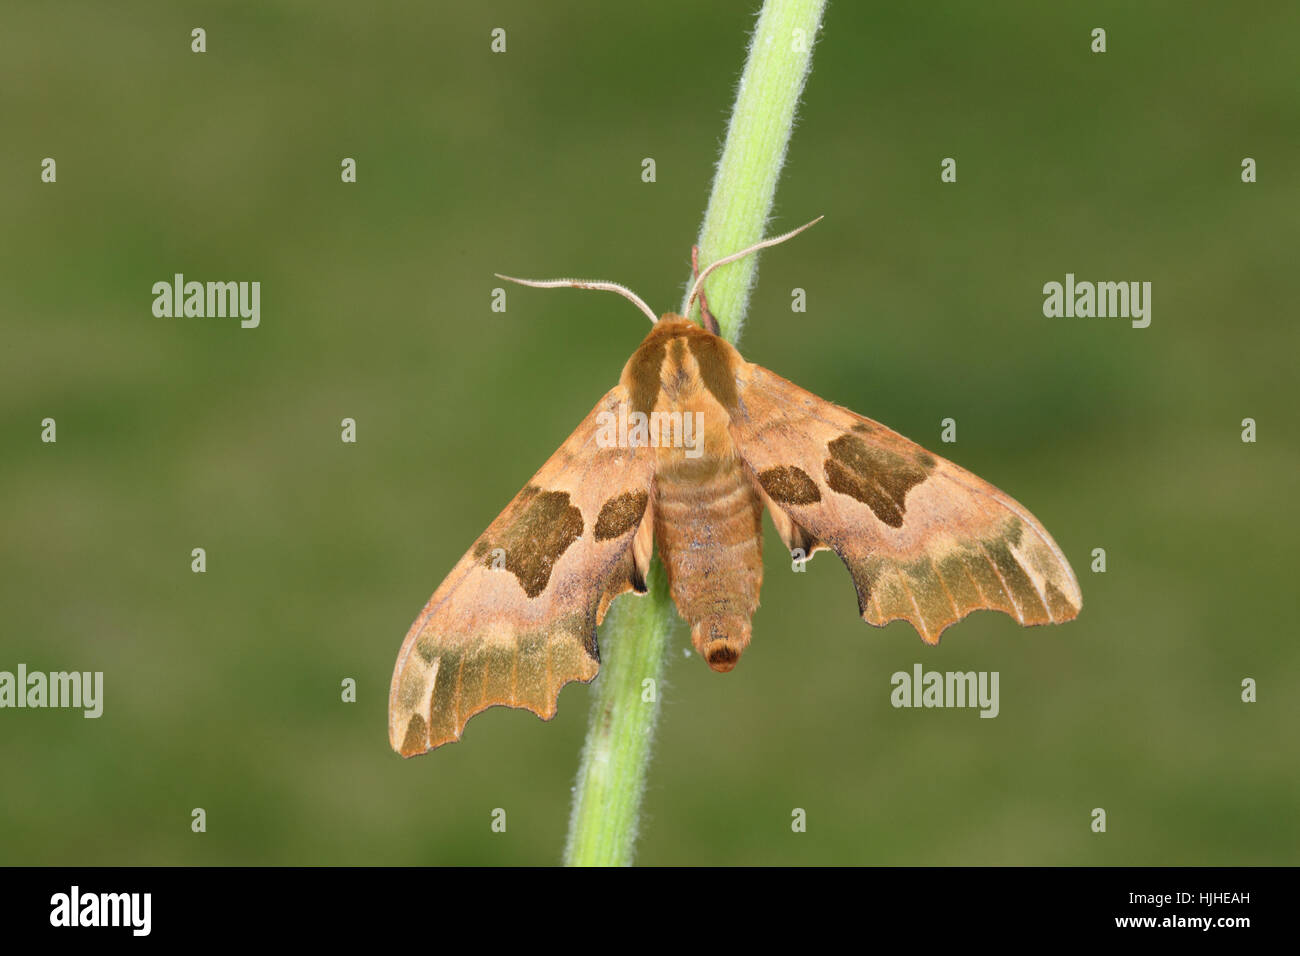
left=389, top=384, right=655, bottom=756
left=729, top=363, right=1081, bottom=645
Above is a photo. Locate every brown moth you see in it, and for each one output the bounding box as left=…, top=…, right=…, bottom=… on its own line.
left=389, top=222, right=1081, bottom=756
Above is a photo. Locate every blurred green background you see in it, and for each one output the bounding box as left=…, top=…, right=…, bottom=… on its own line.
left=2, top=1, right=1297, bottom=865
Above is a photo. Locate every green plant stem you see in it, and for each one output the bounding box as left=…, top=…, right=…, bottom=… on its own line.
left=562, top=562, right=672, bottom=866
left=564, top=0, right=827, bottom=867
left=684, top=0, right=826, bottom=339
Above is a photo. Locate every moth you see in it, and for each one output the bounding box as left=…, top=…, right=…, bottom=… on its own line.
left=389, top=221, right=1081, bottom=756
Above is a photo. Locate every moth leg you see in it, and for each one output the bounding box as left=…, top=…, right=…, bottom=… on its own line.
left=691, top=244, right=721, bottom=336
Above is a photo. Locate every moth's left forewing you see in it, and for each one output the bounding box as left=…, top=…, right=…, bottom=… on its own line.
left=389, top=384, right=654, bottom=756
left=729, top=363, right=1081, bottom=644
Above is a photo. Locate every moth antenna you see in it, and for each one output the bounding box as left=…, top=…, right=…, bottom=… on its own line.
left=494, top=274, right=658, bottom=325
left=691, top=244, right=720, bottom=335
left=685, top=215, right=825, bottom=315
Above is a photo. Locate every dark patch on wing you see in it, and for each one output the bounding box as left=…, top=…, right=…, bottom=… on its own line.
left=824, top=433, right=929, bottom=528
left=851, top=421, right=936, bottom=470
left=480, top=489, right=584, bottom=597
left=757, top=465, right=821, bottom=504
left=594, top=490, right=649, bottom=541
left=688, top=335, right=738, bottom=411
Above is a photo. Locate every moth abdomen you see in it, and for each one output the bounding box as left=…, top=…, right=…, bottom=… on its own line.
left=654, top=453, right=765, bottom=672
